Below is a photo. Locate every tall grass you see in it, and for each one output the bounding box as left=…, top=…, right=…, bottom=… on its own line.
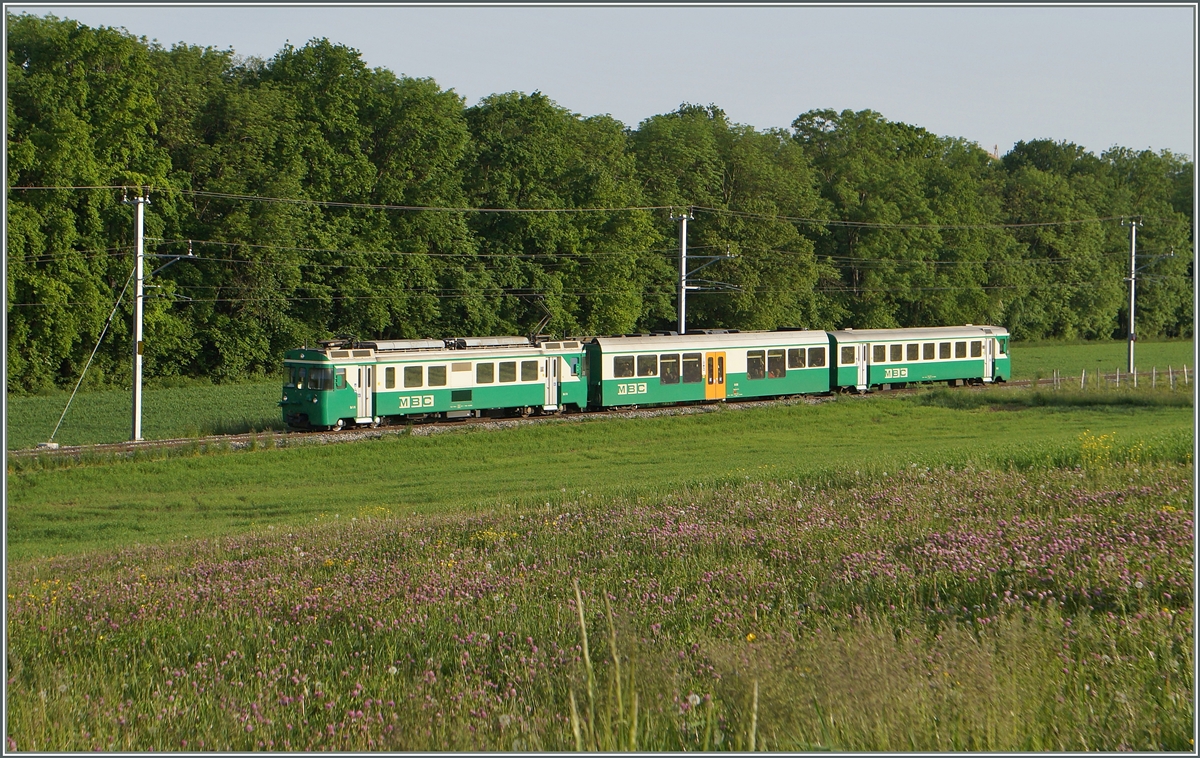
left=6, top=457, right=1191, bottom=751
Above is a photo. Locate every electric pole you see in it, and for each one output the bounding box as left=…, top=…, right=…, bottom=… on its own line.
left=671, top=208, right=693, bottom=334
left=1123, top=218, right=1141, bottom=374
left=124, top=190, right=150, bottom=441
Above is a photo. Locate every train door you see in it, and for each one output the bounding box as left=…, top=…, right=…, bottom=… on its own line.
left=705, top=352, right=726, bottom=400
left=984, top=339, right=995, bottom=383
left=544, top=356, right=560, bottom=411
left=857, top=344, right=869, bottom=390
left=355, top=365, right=374, bottom=423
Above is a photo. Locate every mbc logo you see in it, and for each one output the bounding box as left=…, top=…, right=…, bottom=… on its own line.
left=884, top=367, right=909, bottom=379
left=616, top=383, right=648, bottom=395
left=397, top=395, right=435, bottom=409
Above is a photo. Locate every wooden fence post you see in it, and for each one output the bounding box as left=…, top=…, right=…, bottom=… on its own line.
left=1081, top=369, right=1085, bottom=390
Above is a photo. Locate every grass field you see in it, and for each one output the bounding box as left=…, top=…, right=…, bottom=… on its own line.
left=1009, top=338, right=1193, bottom=381
left=5, top=339, right=1192, bottom=450
left=5, top=374, right=1193, bottom=750
left=6, top=387, right=1192, bottom=560
left=6, top=460, right=1192, bottom=750
left=5, top=382, right=284, bottom=450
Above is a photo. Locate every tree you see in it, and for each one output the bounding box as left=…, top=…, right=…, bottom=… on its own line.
left=462, top=91, right=658, bottom=337
left=631, top=105, right=832, bottom=332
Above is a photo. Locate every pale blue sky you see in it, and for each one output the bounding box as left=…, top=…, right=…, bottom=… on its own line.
left=9, top=5, right=1196, bottom=158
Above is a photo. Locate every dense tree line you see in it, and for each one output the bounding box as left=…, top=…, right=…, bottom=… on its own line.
left=6, top=14, right=1193, bottom=393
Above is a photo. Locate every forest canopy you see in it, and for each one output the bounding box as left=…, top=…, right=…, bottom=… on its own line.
left=6, top=14, right=1193, bottom=393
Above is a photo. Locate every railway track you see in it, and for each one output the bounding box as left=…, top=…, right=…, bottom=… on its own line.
left=6, top=375, right=1169, bottom=461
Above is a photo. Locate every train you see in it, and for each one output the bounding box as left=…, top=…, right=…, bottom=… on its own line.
left=279, top=325, right=1010, bottom=430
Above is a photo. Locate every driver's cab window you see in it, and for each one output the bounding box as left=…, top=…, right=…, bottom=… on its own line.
left=334, top=367, right=347, bottom=390
left=291, top=366, right=307, bottom=389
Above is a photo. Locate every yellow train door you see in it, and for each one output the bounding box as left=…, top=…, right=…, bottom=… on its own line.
left=705, top=352, right=726, bottom=400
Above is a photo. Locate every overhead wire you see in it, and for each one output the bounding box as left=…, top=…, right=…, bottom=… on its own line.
left=9, top=185, right=1169, bottom=229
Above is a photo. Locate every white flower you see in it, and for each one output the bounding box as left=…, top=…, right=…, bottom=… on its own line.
left=387, top=666, right=398, bottom=676
left=687, top=693, right=701, bottom=707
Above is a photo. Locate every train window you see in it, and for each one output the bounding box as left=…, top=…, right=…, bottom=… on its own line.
left=613, top=356, right=635, bottom=378
left=521, top=360, right=538, bottom=381
left=404, top=366, right=423, bottom=388
left=841, top=346, right=856, bottom=365
left=808, top=347, right=826, bottom=368
left=385, top=366, right=396, bottom=389
left=873, top=345, right=886, bottom=363
left=335, top=368, right=347, bottom=390
left=939, top=342, right=951, bottom=360
left=907, top=344, right=919, bottom=361
left=890, top=344, right=903, bottom=362
left=637, top=354, right=658, bottom=377
left=997, top=339, right=1007, bottom=356
left=568, top=357, right=580, bottom=377
left=477, top=362, right=494, bottom=384
left=717, top=356, right=725, bottom=384
left=788, top=348, right=805, bottom=368
left=970, top=341, right=982, bottom=358
left=924, top=343, right=936, bottom=360
left=660, top=354, right=680, bottom=384
left=498, top=361, right=517, bottom=383
left=747, top=350, right=766, bottom=380
left=955, top=341, right=967, bottom=358
left=767, top=349, right=786, bottom=378
left=309, top=368, right=332, bottom=390
left=682, top=353, right=703, bottom=383
left=284, top=366, right=298, bottom=388
left=428, top=365, right=447, bottom=386
left=707, top=356, right=715, bottom=384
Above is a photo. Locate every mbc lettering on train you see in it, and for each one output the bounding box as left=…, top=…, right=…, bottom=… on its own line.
left=397, top=395, right=435, bottom=409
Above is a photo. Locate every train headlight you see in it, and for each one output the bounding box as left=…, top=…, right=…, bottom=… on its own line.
left=282, top=394, right=288, bottom=402
left=312, top=396, right=319, bottom=403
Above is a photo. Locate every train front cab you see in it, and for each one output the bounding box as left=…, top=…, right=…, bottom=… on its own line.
left=280, top=349, right=360, bottom=430
left=828, top=326, right=1010, bottom=391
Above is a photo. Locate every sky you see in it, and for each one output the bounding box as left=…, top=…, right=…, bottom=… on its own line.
left=8, top=5, right=1197, bottom=158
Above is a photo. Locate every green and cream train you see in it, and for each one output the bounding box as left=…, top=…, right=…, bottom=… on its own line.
left=280, top=325, right=1010, bottom=430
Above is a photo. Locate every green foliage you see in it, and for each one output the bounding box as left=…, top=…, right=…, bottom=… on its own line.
left=6, top=13, right=1194, bottom=395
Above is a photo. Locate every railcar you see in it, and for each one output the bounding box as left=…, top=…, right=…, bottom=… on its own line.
left=279, top=324, right=1010, bottom=429
left=280, top=337, right=587, bottom=430
left=586, top=330, right=830, bottom=407
left=828, top=326, right=1010, bottom=391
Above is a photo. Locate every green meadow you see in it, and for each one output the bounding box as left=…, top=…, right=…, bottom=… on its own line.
left=1009, top=338, right=1193, bottom=380
left=6, top=437, right=1192, bottom=751
left=7, top=388, right=1191, bottom=560
left=5, top=381, right=285, bottom=450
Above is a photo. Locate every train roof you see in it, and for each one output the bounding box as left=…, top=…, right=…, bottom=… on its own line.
left=828, top=325, right=1009, bottom=342
left=591, top=330, right=829, bottom=352
left=284, top=340, right=584, bottom=363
